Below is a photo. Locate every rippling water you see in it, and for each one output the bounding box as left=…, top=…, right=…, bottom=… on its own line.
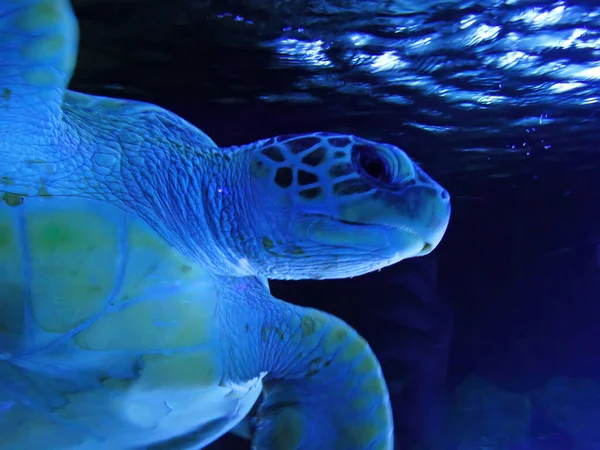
left=73, top=0, right=600, bottom=177
left=70, top=1, right=600, bottom=449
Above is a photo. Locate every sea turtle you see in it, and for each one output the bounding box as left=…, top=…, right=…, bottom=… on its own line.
left=0, top=1, right=451, bottom=449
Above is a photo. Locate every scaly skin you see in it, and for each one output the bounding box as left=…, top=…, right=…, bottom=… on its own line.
left=0, top=0, right=451, bottom=449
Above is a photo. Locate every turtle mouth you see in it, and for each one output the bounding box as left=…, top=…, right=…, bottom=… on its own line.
left=335, top=218, right=432, bottom=254
left=337, top=219, right=377, bottom=227
left=418, top=242, right=434, bottom=255
left=294, top=213, right=431, bottom=256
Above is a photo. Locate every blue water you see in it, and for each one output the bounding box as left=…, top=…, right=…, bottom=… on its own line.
left=74, top=0, right=600, bottom=449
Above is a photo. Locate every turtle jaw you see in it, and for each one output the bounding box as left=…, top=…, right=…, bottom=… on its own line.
left=292, top=214, right=435, bottom=261
left=335, top=218, right=436, bottom=255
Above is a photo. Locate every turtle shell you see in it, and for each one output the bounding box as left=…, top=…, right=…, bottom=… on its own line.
left=0, top=193, right=259, bottom=448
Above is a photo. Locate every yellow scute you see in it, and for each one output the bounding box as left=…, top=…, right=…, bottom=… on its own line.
left=111, top=215, right=200, bottom=307
left=26, top=207, right=121, bottom=334
left=0, top=215, right=25, bottom=336
left=74, top=279, right=218, bottom=351
left=139, top=351, right=220, bottom=389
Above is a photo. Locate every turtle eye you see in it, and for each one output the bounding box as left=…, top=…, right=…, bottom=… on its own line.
left=353, top=142, right=410, bottom=187
left=359, top=151, right=388, bottom=181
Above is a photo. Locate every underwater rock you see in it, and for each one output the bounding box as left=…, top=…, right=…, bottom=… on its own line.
left=448, top=376, right=531, bottom=450
left=530, top=377, right=600, bottom=450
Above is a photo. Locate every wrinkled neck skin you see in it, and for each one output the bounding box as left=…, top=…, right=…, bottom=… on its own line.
left=57, top=98, right=266, bottom=277
left=192, top=145, right=269, bottom=277
left=118, top=142, right=267, bottom=278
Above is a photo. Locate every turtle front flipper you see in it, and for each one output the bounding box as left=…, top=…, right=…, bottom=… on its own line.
left=0, top=0, right=78, bottom=136
left=220, top=277, right=393, bottom=450
left=254, top=308, right=393, bottom=449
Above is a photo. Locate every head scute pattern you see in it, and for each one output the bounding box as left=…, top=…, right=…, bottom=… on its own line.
left=255, top=132, right=381, bottom=203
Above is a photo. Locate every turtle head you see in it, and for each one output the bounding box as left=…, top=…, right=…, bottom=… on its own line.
left=229, top=132, right=450, bottom=279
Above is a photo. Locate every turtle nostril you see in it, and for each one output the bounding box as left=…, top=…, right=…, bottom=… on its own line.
left=440, top=189, right=450, bottom=201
